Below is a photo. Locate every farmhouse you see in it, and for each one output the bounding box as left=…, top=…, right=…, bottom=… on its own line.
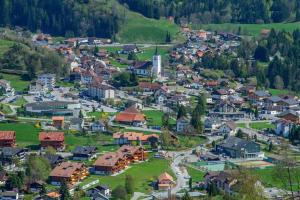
left=39, top=132, right=65, bottom=151
left=115, top=106, right=146, bottom=127
left=113, top=132, right=159, bottom=146
left=0, top=131, right=16, bottom=147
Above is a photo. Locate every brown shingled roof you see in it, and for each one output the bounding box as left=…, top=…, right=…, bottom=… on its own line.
left=39, top=132, right=64, bottom=142
left=0, top=131, right=15, bottom=140
left=50, top=162, right=85, bottom=178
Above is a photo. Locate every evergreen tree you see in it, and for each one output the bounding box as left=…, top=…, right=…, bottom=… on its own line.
left=162, top=113, right=169, bottom=128
left=165, top=31, right=171, bottom=43
left=177, top=105, right=187, bottom=119
left=60, top=181, right=71, bottom=200
left=125, top=175, right=134, bottom=195
left=128, top=51, right=138, bottom=61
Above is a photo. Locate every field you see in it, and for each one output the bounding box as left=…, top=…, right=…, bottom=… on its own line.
left=0, top=39, right=14, bottom=57
left=0, top=73, right=30, bottom=92
left=117, top=11, right=183, bottom=43
left=268, top=88, right=298, bottom=96
left=142, top=110, right=176, bottom=126
left=186, top=166, right=205, bottom=183
left=0, top=123, right=40, bottom=148
left=195, top=22, right=300, bottom=36
left=249, top=122, right=275, bottom=130
left=81, top=158, right=173, bottom=193
left=0, top=122, right=117, bottom=151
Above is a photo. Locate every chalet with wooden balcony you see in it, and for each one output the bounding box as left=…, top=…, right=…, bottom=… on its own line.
left=49, top=162, right=88, bottom=186
left=93, top=146, right=147, bottom=175
left=39, top=132, right=65, bottom=151
left=93, top=152, right=127, bottom=175
left=0, top=131, right=16, bottom=147
left=117, top=145, right=147, bottom=163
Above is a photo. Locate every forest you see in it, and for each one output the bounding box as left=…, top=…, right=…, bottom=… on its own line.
left=118, top=0, right=300, bottom=24
left=0, top=0, right=123, bottom=38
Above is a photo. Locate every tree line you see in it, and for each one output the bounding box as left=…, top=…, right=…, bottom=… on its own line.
left=0, top=0, right=123, bottom=38
left=118, top=0, right=300, bottom=24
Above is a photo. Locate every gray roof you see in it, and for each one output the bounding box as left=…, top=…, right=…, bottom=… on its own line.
left=218, top=136, right=257, bottom=151
left=268, top=96, right=282, bottom=103
left=72, top=146, right=97, bottom=155
left=255, top=90, right=270, bottom=97
left=2, top=147, right=24, bottom=157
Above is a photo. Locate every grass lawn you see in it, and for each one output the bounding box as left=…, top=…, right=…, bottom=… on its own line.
left=87, top=111, right=115, bottom=120
left=0, top=122, right=40, bottom=148
left=65, top=133, right=117, bottom=152
left=236, top=123, right=246, bottom=128
left=186, top=166, right=205, bottom=183
left=117, top=11, right=183, bottom=44
left=268, top=88, right=296, bottom=96
left=177, top=135, right=207, bottom=149
left=11, top=96, right=27, bottom=106
left=254, top=168, right=284, bottom=189
left=142, top=110, right=176, bottom=127
left=0, top=39, right=14, bottom=57
left=250, top=122, right=275, bottom=130
left=195, top=22, right=300, bottom=36
left=0, top=104, right=12, bottom=115
left=138, top=46, right=171, bottom=60
left=0, top=122, right=118, bottom=151
left=0, top=73, right=30, bottom=92
left=81, top=158, right=173, bottom=193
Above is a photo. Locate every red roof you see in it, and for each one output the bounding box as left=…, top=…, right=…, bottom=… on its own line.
left=0, top=131, right=15, bottom=140
left=115, top=106, right=145, bottom=123
left=39, top=132, right=64, bottom=142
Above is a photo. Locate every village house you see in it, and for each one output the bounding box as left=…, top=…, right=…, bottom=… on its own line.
left=91, top=120, right=106, bottom=132
left=0, top=131, right=16, bottom=148
left=52, top=116, right=64, bottom=130
left=39, top=132, right=65, bottom=151
left=49, top=162, right=89, bottom=186
left=122, top=44, right=139, bottom=54
left=113, top=132, right=159, bottom=146
left=132, top=61, right=152, bottom=77
left=0, top=147, right=27, bottom=167
left=212, top=89, right=228, bottom=100
left=72, top=146, right=98, bottom=161
left=217, top=121, right=237, bottom=136
left=176, top=116, right=190, bottom=133
left=87, top=82, right=115, bottom=100
left=277, top=110, right=300, bottom=123
left=93, top=152, right=127, bottom=175
left=114, top=106, right=146, bottom=127
left=28, top=80, right=48, bottom=95
left=216, top=136, right=262, bottom=159
left=204, top=171, right=238, bottom=195
left=86, top=185, right=110, bottom=200
left=275, top=119, right=293, bottom=138
left=69, top=118, right=84, bottom=131
left=0, top=80, right=15, bottom=97
left=38, top=73, right=56, bottom=90
left=43, top=154, right=64, bottom=168
left=209, top=100, right=246, bottom=120
left=204, top=118, right=222, bottom=131
left=249, top=90, right=270, bottom=104
left=93, top=146, right=147, bottom=175
left=138, top=82, right=161, bottom=93
left=156, top=172, right=175, bottom=190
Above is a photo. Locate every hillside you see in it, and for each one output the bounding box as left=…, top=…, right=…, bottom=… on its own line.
left=195, top=22, right=300, bottom=36
left=117, top=11, right=182, bottom=43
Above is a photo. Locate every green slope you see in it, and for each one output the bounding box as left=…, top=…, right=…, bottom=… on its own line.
left=117, top=11, right=183, bottom=44
left=195, top=22, right=300, bottom=36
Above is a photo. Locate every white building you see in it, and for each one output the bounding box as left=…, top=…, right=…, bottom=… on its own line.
left=87, top=82, right=115, bottom=100
left=152, top=55, right=161, bottom=78
left=38, top=73, right=56, bottom=90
